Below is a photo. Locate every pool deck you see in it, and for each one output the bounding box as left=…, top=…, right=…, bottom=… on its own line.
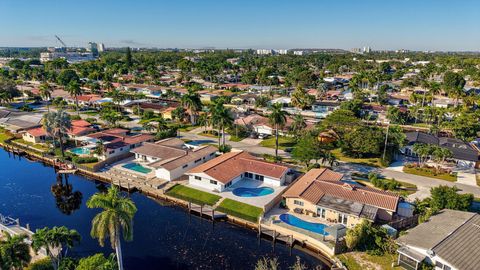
left=188, top=178, right=288, bottom=209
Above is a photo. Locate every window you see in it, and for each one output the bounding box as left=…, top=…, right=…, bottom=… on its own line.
left=244, top=172, right=253, bottom=178
left=317, top=208, right=326, bottom=219
left=294, top=200, right=304, bottom=206
left=194, top=176, right=201, bottom=180
left=194, top=158, right=201, bottom=163
left=210, top=153, right=215, bottom=157
left=182, top=164, right=188, bottom=168
left=210, top=180, right=217, bottom=185
left=255, top=174, right=264, bottom=181
left=435, top=262, right=444, bottom=269
left=225, top=181, right=232, bottom=188
left=444, top=266, right=451, bottom=270
left=338, top=213, right=348, bottom=225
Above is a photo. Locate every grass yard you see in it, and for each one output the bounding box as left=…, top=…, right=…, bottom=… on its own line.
left=0, top=129, right=13, bottom=144
left=259, top=136, right=296, bottom=150
left=12, top=138, right=49, bottom=152
left=355, top=179, right=417, bottom=197
left=216, top=198, right=263, bottom=223
left=331, top=148, right=384, bottom=167
left=166, top=184, right=221, bottom=206
left=338, top=252, right=400, bottom=270
left=198, top=131, right=220, bottom=138
left=403, top=166, right=457, bottom=182
left=177, top=125, right=197, bottom=132
left=229, top=135, right=246, bottom=142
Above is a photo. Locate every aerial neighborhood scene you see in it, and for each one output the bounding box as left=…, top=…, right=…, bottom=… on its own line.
left=1, top=0, right=480, bottom=269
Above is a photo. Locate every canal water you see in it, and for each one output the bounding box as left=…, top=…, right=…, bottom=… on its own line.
left=0, top=149, right=328, bottom=270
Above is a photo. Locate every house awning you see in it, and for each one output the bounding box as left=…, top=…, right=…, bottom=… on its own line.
left=397, top=246, right=426, bottom=262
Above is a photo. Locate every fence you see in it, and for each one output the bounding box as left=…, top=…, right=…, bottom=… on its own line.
left=388, top=214, right=419, bottom=230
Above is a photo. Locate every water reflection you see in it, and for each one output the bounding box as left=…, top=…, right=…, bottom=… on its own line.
left=51, top=173, right=83, bottom=215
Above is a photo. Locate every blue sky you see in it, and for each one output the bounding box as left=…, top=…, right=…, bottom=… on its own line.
left=1, top=0, right=479, bottom=51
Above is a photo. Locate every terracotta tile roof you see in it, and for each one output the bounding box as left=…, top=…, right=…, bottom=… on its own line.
left=284, top=168, right=399, bottom=212
left=123, top=134, right=154, bottom=144
left=71, top=119, right=92, bottom=127
left=68, top=126, right=96, bottom=136
left=187, top=151, right=290, bottom=184
left=76, top=94, right=102, bottom=102
left=25, top=127, right=46, bottom=137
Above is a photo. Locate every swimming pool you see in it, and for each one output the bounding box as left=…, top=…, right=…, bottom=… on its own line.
left=232, top=187, right=274, bottom=197
left=70, top=147, right=91, bottom=155
left=279, top=214, right=329, bottom=235
left=122, top=163, right=152, bottom=174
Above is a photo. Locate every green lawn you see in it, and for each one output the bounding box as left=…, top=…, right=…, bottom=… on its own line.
left=338, top=252, right=400, bottom=270
left=177, top=125, right=197, bottom=132
left=198, top=131, right=219, bottom=138
left=12, top=138, right=49, bottom=151
left=355, top=179, right=417, bottom=197
left=0, top=129, right=13, bottom=144
left=166, top=184, right=221, bottom=206
left=403, top=166, right=457, bottom=182
left=216, top=198, right=263, bottom=223
left=259, top=136, right=296, bottom=150
left=331, top=148, right=384, bottom=167
left=229, top=135, right=246, bottom=142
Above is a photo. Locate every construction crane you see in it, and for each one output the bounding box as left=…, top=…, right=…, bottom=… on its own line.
left=54, top=35, right=67, bottom=48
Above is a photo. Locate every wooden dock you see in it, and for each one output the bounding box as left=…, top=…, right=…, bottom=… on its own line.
left=188, top=202, right=227, bottom=220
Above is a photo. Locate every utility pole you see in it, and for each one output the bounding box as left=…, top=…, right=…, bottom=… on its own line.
left=383, top=122, right=390, bottom=161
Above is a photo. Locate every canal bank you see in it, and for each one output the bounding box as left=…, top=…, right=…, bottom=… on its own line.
left=0, top=146, right=332, bottom=269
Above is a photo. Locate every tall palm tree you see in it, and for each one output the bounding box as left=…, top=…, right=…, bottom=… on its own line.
left=32, top=226, right=81, bottom=270
left=87, top=186, right=137, bottom=270
left=65, top=80, right=83, bottom=115
left=43, top=110, right=72, bottom=158
left=39, top=82, right=53, bottom=112
left=181, top=88, right=202, bottom=125
left=268, top=103, right=289, bottom=158
left=0, top=232, right=31, bottom=270
left=107, top=89, right=126, bottom=112
left=210, top=101, right=233, bottom=148
left=197, top=113, right=210, bottom=132
left=289, top=113, right=306, bottom=139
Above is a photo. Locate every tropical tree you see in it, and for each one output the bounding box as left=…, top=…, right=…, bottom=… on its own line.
left=65, top=80, right=83, bottom=115
left=31, top=226, right=81, bottom=270
left=86, top=186, right=137, bottom=270
left=289, top=113, right=306, bottom=139
left=181, top=88, right=202, bottom=125
left=197, top=113, right=210, bottom=132
left=106, top=89, right=126, bottom=112
left=443, top=71, right=466, bottom=107
left=76, top=253, right=117, bottom=270
left=100, top=109, right=123, bottom=127
left=39, top=82, right=53, bottom=112
left=0, top=79, right=21, bottom=105
left=210, top=100, right=234, bottom=148
left=291, top=86, right=314, bottom=110
left=0, top=232, right=31, bottom=270
left=43, top=110, right=72, bottom=157
left=268, top=103, right=289, bottom=158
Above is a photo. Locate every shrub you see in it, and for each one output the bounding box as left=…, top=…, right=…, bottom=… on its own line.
left=72, top=156, right=98, bottom=164
left=155, top=127, right=178, bottom=140
left=219, top=144, right=232, bottom=153
left=26, top=258, right=53, bottom=270
left=70, top=115, right=81, bottom=120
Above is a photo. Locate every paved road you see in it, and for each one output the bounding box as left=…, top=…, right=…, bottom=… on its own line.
left=178, top=131, right=289, bottom=158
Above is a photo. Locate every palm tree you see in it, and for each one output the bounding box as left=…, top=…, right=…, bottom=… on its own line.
left=210, top=101, right=233, bottom=148
left=289, top=113, right=306, bottom=139
left=197, top=113, right=210, bottom=132
left=32, top=226, right=81, bottom=270
left=268, top=103, right=289, bottom=158
left=107, top=89, right=126, bottom=112
left=65, top=80, right=83, bottom=115
left=181, top=88, right=202, bottom=125
left=0, top=232, right=31, bottom=270
left=43, top=110, right=72, bottom=157
left=87, top=186, right=137, bottom=270
left=39, top=82, right=53, bottom=112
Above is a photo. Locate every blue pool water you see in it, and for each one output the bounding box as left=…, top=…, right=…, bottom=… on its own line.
left=70, top=147, right=91, bottom=155
left=279, top=214, right=329, bottom=236
left=232, top=187, right=274, bottom=197
left=122, top=162, right=152, bottom=174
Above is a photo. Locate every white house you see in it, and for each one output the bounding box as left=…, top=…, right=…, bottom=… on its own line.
left=131, top=138, right=217, bottom=181
left=186, top=151, right=292, bottom=192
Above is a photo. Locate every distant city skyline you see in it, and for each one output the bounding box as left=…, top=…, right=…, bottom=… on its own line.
left=1, top=0, right=479, bottom=51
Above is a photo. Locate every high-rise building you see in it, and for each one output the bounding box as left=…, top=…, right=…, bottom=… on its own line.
left=97, top=43, right=105, bottom=52
left=88, top=42, right=99, bottom=56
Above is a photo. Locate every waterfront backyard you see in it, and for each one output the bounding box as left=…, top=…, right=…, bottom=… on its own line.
left=0, top=148, right=327, bottom=269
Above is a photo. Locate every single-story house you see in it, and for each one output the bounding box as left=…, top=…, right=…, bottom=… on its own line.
left=123, top=99, right=180, bottom=119
left=86, top=128, right=154, bottom=160
left=402, top=131, right=479, bottom=168
left=186, top=151, right=292, bottom=192
left=67, top=119, right=96, bottom=138
left=311, top=101, right=340, bottom=118
left=396, top=209, right=480, bottom=270
left=283, top=168, right=401, bottom=228
left=130, top=138, right=217, bottom=181
left=22, top=127, right=47, bottom=144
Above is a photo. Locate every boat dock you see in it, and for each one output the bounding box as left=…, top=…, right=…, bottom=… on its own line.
left=188, top=202, right=227, bottom=220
